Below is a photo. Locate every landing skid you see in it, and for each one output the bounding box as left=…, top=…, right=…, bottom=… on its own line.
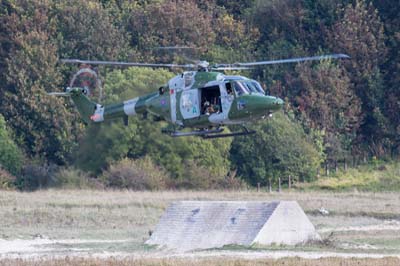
left=165, top=126, right=256, bottom=139
left=202, top=127, right=256, bottom=139
left=169, top=128, right=224, bottom=137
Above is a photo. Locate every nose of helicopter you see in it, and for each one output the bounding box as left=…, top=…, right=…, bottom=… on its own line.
left=274, top=97, right=284, bottom=106
left=267, top=96, right=284, bottom=111
left=247, top=95, right=284, bottom=115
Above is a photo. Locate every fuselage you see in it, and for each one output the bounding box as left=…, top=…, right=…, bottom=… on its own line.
left=79, top=71, right=283, bottom=129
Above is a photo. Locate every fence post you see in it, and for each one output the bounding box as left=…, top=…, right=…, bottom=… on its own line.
left=288, top=175, right=291, bottom=189
left=257, top=182, right=260, bottom=192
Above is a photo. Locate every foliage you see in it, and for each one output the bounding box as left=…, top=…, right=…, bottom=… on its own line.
left=292, top=61, right=361, bottom=161
left=103, top=67, right=174, bottom=102
left=171, top=159, right=245, bottom=190
left=0, top=0, right=80, bottom=164
left=52, top=0, right=130, bottom=60
left=0, top=0, right=399, bottom=189
left=53, top=167, right=97, bottom=189
left=101, top=157, right=169, bottom=190
left=230, top=112, right=323, bottom=185
left=15, top=164, right=59, bottom=191
left=330, top=0, right=388, bottom=156
left=305, top=161, right=400, bottom=191
left=0, top=114, right=23, bottom=175
left=74, top=121, right=138, bottom=173
left=127, top=0, right=215, bottom=59
left=0, top=166, right=16, bottom=190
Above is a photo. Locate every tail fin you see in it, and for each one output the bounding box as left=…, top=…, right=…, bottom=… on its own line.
left=48, top=87, right=97, bottom=124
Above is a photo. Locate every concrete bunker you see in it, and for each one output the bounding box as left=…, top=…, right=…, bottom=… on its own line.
left=146, top=201, right=320, bottom=251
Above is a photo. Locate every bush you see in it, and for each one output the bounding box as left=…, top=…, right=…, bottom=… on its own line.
left=53, top=167, right=100, bottom=189
left=101, top=157, right=169, bottom=190
left=172, top=160, right=246, bottom=190
left=15, top=164, right=58, bottom=191
left=0, top=165, right=16, bottom=190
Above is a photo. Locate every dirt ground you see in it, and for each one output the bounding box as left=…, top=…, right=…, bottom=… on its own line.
left=0, top=190, right=400, bottom=261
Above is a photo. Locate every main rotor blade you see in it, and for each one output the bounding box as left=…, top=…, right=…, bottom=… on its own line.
left=215, top=54, right=350, bottom=68
left=149, top=46, right=200, bottom=50
left=47, top=92, right=70, bottom=97
left=60, top=59, right=195, bottom=69
left=211, top=67, right=253, bottom=71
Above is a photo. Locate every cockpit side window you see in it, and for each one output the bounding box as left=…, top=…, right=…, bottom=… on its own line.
left=250, top=81, right=265, bottom=94
left=233, top=81, right=249, bottom=96
left=242, top=82, right=258, bottom=94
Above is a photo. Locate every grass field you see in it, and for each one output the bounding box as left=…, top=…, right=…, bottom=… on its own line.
left=0, top=190, right=400, bottom=265
left=1, top=257, right=400, bottom=266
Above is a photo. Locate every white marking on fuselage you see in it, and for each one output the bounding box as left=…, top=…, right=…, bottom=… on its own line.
left=91, top=104, right=104, bottom=122
left=169, top=75, right=185, bottom=124
left=123, top=97, right=139, bottom=116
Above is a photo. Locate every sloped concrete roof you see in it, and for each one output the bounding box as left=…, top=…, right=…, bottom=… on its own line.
left=146, top=201, right=319, bottom=251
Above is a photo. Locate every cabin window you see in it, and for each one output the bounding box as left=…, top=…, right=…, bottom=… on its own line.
left=200, top=85, right=222, bottom=115
left=225, top=82, right=233, bottom=95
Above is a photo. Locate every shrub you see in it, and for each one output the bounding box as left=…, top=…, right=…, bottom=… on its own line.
left=53, top=167, right=100, bottom=189
left=172, top=160, right=246, bottom=190
left=101, top=157, right=169, bottom=190
left=0, top=165, right=16, bottom=190
left=15, top=164, right=58, bottom=191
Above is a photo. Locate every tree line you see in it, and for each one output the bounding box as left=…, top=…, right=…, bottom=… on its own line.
left=0, top=0, right=398, bottom=190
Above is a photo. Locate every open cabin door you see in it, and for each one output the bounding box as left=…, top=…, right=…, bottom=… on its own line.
left=204, top=82, right=234, bottom=124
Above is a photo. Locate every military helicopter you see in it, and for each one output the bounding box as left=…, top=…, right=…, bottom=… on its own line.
left=50, top=53, right=349, bottom=138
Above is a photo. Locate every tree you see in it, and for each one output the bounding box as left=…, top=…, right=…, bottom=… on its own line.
left=52, top=0, right=130, bottom=60
left=330, top=0, right=388, bottom=156
left=0, top=1, right=79, bottom=164
left=292, top=61, right=362, bottom=162
left=127, top=0, right=215, bottom=54
left=230, top=112, right=323, bottom=185
left=372, top=0, right=400, bottom=156
left=0, top=114, right=23, bottom=175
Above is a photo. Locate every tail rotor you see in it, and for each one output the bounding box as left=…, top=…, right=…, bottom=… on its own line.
left=69, top=67, right=103, bottom=103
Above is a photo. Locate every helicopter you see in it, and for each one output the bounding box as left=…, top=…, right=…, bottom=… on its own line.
left=50, top=53, right=349, bottom=139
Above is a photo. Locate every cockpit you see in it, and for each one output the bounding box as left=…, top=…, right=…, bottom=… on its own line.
left=231, top=80, right=265, bottom=96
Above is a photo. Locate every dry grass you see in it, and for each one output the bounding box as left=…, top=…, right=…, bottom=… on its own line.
left=1, top=190, right=400, bottom=261
left=1, top=190, right=400, bottom=240
left=1, top=257, right=400, bottom=266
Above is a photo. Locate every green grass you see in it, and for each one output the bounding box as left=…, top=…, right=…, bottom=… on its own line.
left=302, top=161, right=400, bottom=191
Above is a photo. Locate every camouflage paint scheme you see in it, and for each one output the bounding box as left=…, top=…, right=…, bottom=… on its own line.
left=69, top=71, right=284, bottom=130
